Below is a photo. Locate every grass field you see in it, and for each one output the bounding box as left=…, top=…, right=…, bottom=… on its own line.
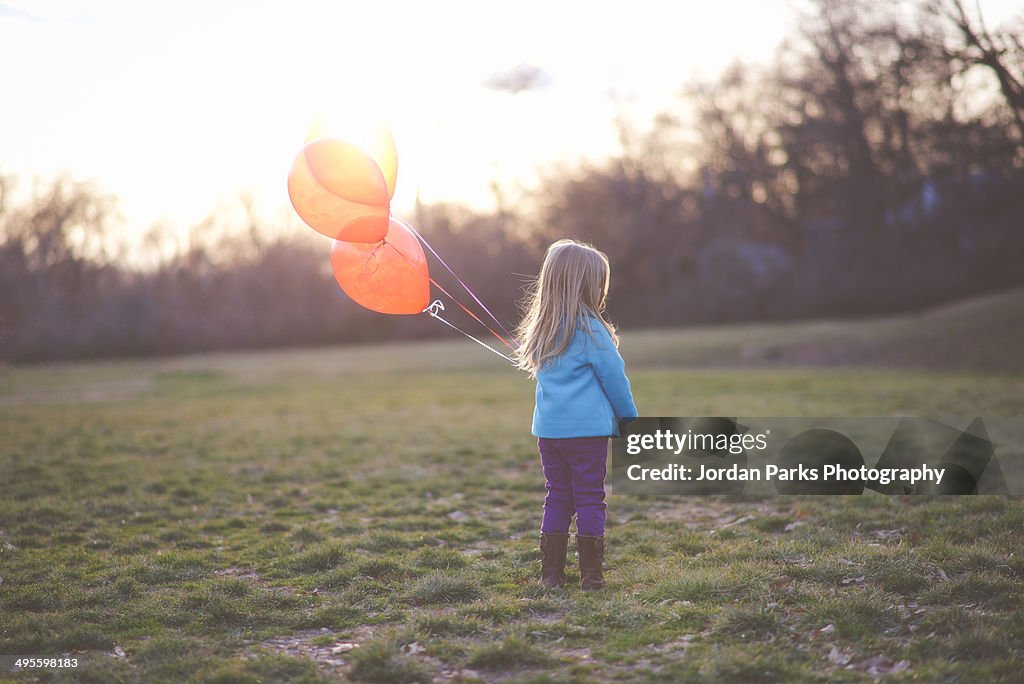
left=2, top=290, right=1023, bottom=683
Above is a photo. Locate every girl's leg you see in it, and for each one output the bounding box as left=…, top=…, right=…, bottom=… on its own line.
left=563, top=437, right=609, bottom=537
left=562, top=437, right=609, bottom=590
left=538, top=438, right=575, bottom=534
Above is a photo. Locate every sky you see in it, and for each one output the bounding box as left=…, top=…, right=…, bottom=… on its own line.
left=1, top=0, right=1021, bottom=248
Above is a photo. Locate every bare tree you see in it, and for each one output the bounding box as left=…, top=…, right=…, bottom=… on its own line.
left=924, top=0, right=1024, bottom=143
left=483, top=63, right=550, bottom=94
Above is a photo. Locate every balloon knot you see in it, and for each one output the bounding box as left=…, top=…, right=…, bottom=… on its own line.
left=424, top=300, right=445, bottom=317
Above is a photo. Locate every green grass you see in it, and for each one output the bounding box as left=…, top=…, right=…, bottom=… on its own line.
left=1, top=297, right=1023, bottom=682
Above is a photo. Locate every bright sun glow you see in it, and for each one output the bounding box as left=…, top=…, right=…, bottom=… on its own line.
left=1, top=0, right=1020, bottom=248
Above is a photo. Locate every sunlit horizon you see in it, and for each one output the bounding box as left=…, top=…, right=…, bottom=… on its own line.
left=2, top=0, right=1021, bottom=253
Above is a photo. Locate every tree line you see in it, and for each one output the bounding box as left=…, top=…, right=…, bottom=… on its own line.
left=2, top=0, right=1022, bottom=362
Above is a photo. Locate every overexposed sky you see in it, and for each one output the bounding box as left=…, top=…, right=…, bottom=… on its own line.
left=1, top=0, right=1020, bottom=245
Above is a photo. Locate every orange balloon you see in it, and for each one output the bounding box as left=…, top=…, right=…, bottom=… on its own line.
left=306, top=117, right=398, bottom=199
left=288, top=139, right=390, bottom=243
left=330, top=219, right=430, bottom=315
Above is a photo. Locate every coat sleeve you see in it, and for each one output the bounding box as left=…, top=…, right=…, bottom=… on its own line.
left=586, top=324, right=638, bottom=421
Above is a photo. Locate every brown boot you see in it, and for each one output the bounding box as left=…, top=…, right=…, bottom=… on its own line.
left=539, top=532, right=569, bottom=587
left=577, top=534, right=605, bottom=590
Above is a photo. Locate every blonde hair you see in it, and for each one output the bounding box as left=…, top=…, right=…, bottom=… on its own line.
left=516, top=239, right=619, bottom=376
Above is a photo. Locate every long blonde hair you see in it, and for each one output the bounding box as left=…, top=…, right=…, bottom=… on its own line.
left=516, top=239, right=619, bottom=376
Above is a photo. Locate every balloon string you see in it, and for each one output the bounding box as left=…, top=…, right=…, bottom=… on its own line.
left=424, top=301, right=516, bottom=364
left=429, top=276, right=517, bottom=351
left=384, top=238, right=517, bottom=352
left=392, top=214, right=521, bottom=348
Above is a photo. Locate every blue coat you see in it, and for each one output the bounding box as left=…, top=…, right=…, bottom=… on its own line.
left=531, top=315, right=638, bottom=438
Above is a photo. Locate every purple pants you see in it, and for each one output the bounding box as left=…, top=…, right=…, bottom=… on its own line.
left=538, top=436, right=609, bottom=537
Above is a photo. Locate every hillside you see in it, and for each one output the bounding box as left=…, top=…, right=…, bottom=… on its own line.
left=626, top=286, right=1024, bottom=372
left=1, top=287, right=1021, bottom=408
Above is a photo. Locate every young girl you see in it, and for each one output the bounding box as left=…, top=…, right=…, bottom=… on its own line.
left=516, top=239, right=637, bottom=590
